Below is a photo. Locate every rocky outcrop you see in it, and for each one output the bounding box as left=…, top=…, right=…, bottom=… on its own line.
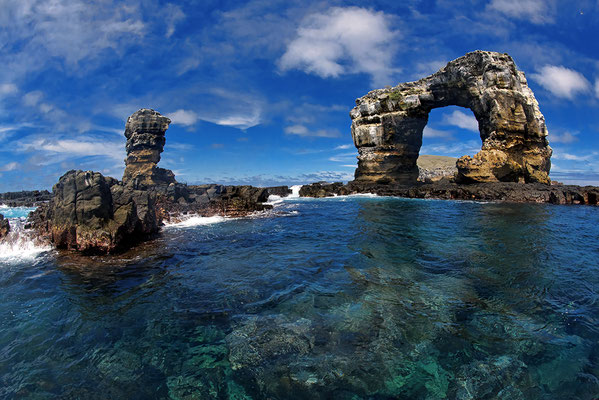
left=0, top=190, right=51, bottom=207
left=30, top=170, right=159, bottom=254
left=0, top=214, right=9, bottom=240
left=350, top=50, right=551, bottom=185
left=122, top=109, right=175, bottom=187
left=298, top=181, right=599, bottom=205
left=28, top=108, right=280, bottom=254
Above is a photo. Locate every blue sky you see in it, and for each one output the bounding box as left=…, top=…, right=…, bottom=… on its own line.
left=0, top=0, right=598, bottom=191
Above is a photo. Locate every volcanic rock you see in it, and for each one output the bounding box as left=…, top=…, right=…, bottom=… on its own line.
left=0, top=214, right=9, bottom=240
left=122, top=109, right=175, bottom=187
left=31, top=170, right=159, bottom=254
left=0, top=190, right=51, bottom=207
left=350, top=50, right=551, bottom=185
left=298, top=181, right=599, bottom=205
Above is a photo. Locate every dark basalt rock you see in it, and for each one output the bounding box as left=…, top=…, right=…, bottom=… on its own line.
left=351, top=50, right=551, bottom=185
left=0, top=190, right=51, bottom=207
left=299, top=181, right=599, bottom=206
left=30, top=170, right=159, bottom=254
left=0, top=214, right=9, bottom=240
left=265, top=186, right=292, bottom=197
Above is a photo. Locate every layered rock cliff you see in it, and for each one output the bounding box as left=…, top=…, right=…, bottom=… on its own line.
left=350, top=50, right=552, bottom=185
left=122, top=109, right=175, bottom=187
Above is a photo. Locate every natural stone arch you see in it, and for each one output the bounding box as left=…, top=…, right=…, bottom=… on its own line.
left=350, top=50, right=552, bottom=184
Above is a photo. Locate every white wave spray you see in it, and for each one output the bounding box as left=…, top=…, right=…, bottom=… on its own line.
left=0, top=219, right=52, bottom=261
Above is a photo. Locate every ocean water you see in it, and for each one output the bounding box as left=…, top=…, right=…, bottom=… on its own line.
left=1, top=196, right=598, bottom=399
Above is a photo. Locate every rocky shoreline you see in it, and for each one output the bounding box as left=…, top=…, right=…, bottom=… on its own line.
left=299, top=180, right=599, bottom=205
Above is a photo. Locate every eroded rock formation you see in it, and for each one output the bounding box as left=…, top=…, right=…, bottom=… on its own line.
left=122, top=109, right=175, bottom=187
left=350, top=50, right=552, bottom=184
left=30, top=170, right=159, bottom=253
left=30, top=108, right=278, bottom=254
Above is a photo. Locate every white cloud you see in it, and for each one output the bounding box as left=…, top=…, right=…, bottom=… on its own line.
left=443, top=110, right=479, bottom=132
left=552, top=151, right=596, bottom=162
left=285, top=125, right=340, bottom=138
left=164, top=3, right=185, bottom=38
left=550, top=131, right=578, bottom=144
left=285, top=125, right=308, bottom=135
left=16, top=136, right=125, bottom=162
left=0, top=83, right=18, bottom=96
left=595, top=78, right=599, bottom=98
left=167, top=109, right=199, bottom=126
left=423, top=126, right=453, bottom=139
left=335, top=144, right=353, bottom=150
left=279, top=7, right=399, bottom=86
left=329, top=152, right=357, bottom=162
left=23, top=91, right=43, bottom=107
left=530, top=65, right=591, bottom=99
left=488, top=0, right=554, bottom=24
left=208, top=112, right=261, bottom=130
left=0, top=162, right=19, bottom=172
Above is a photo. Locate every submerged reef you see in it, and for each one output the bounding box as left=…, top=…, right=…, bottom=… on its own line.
left=351, top=50, right=551, bottom=185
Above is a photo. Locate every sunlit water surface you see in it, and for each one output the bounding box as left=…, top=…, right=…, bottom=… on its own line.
left=1, top=197, right=598, bottom=399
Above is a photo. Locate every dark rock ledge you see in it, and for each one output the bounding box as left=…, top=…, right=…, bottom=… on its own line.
left=299, top=181, right=599, bottom=205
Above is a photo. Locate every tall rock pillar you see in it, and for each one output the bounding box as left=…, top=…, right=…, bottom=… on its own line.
left=122, top=108, right=176, bottom=187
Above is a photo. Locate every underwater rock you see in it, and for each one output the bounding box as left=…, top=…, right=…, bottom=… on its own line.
left=350, top=50, right=552, bottom=184
left=122, top=108, right=175, bottom=187
left=0, top=214, right=9, bottom=239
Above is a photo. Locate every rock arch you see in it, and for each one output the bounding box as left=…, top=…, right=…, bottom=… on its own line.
left=350, top=50, right=552, bottom=184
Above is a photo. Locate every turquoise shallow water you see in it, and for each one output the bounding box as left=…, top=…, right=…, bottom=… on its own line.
left=1, top=197, right=598, bottom=399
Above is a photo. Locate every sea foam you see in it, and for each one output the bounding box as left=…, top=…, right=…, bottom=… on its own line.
left=163, top=215, right=231, bottom=228
left=0, top=219, right=52, bottom=261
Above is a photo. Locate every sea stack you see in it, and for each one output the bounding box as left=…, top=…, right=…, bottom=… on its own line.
left=122, top=109, right=176, bottom=187
left=350, top=50, right=552, bottom=185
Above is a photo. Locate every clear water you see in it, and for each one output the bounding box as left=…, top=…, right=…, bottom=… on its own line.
left=1, top=197, right=598, bottom=399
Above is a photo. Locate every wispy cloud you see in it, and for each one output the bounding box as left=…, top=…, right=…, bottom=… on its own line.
left=423, top=126, right=454, bottom=139
left=530, top=65, right=591, bottom=99
left=284, top=124, right=340, bottom=138
left=14, top=135, right=125, bottom=163
left=0, top=162, right=19, bottom=172
left=420, top=140, right=481, bottom=158
left=167, top=109, right=199, bottom=127
left=279, top=7, right=399, bottom=86
left=487, top=0, right=555, bottom=24
left=550, top=131, right=578, bottom=144
left=0, top=83, right=18, bottom=96
left=164, top=3, right=185, bottom=38
left=335, top=144, right=353, bottom=150
left=443, top=110, right=479, bottom=132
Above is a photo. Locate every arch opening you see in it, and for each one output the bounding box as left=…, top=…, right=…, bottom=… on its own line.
left=418, top=106, right=481, bottom=183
